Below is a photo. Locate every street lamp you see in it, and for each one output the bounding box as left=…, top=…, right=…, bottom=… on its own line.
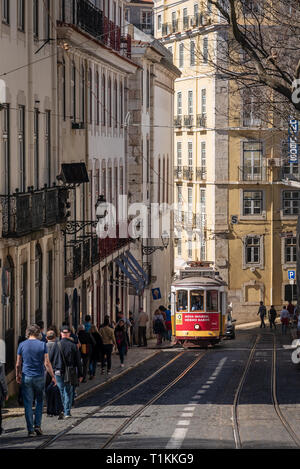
left=142, top=230, right=170, bottom=256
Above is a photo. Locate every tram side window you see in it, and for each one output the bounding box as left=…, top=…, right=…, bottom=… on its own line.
left=190, top=290, right=204, bottom=311
left=176, top=290, right=188, bottom=311
left=206, top=290, right=218, bottom=312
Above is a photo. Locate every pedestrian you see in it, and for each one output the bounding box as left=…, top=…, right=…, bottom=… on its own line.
left=159, top=306, right=168, bottom=341
left=89, top=325, right=103, bottom=379
left=287, top=301, right=295, bottom=326
left=36, top=320, right=47, bottom=343
left=129, top=311, right=135, bottom=346
left=165, top=305, right=172, bottom=342
left=0, top=362, right=8, bottom=435
left=268, top=305, right=277, bottom=330
left=280, top=306, right=289, bottom=335
left=78, top=324, right=94, bottom=383
left=115, top=311, right=131, bottom=349
left=45, top=330, right=64, bottom=418
left=47, top=324, right=59, bottom=338
left=257, top=301, right=266, bottom=328
left=138, top=307, right=149, bottom=347
left=84, top=315, right=92, bottom=332
left=16, top=324, right=56, bottom=437
left=153, top=309, right=166, bottom=346
left=54, top=325, right=83, bottom=420
left=99, top=316, right=117, bottom=375
left=114, top=320, right=128, bottom=368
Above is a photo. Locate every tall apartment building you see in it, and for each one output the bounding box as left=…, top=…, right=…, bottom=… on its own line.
left=154, top=0, right=297, bottom=322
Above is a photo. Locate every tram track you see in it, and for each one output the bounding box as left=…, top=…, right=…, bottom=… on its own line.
left=36, top=350, right=207, bottom=450
left=232, top=333, right=300, bottom=449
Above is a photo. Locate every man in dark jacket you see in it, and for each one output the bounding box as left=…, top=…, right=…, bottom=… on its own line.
left=52, top=326, right=83, bottom=419
left=78, top=325, right=94, bottom=382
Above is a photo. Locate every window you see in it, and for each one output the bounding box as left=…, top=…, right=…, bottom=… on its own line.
left=80, top=64, right=85, bottom=123
left=201, top=141, right=206, bottom=170
left=18, top=105, right=25, bottom=192
left=108, top=76, right=112, bottom=127
left=146, top=69, right=150, bottom=109
left=245, top=236, right=261, bottom=264
left=284, top=237, right=297, bottom=263
left=177, top=290, right=188, bottom=311
left=201, top=88, right=207, bottom=116
left=207, top=291, right=218, bottom=312
left=17, top=0, right=25, bottom=31
left=177, top=142, right=182, bottom=167
left=190, top=290, right=204, bottom=311
left=20, top=262, right=27, bottom=327
left=124, top=8, right=130, bottom=22
left=114, top=79, right=118, bottom=128
left=71, top=62, right=76, bottom=120
left=177, top=92, right=182, bottom=115
left=141, top=10, right=151, bottom=30
left=35, top=244, right=42, bottom=323
left=45, top=110, right=51, bottom=187
left=188, top=187, right=193, bottom=223
left=188, top=141, right=193, bottom=167
left=120, top=82, right=123, bottom=127
left=62, top=59, right=66, bottom=121
left=102, top=73, right=106, bottom=126
left=242, top=141, right=263, bottom=181
left=168, top=46, right=173, bottom=58
left=190, top=41, right=195, bottom=66
left=285, top=284, right=297, bottom=302
left=283, top=191, right=300, bottom=216
left=44, top=0, right=50, bottom=39
left=2, top=104, right=10, bottom=194
left=177, top=237, right=182, bottom=256
left=243, top=87, right=261, bottom=127
left=2, top=0, right=9, bottom=24
left=157, top=14, right=161, bottom=29
left=179, top=43, right=184, bottom=68
left=89, top=68, right=93, bottom=125
left=47, top=250, right=53, bottom=327
left=183, top=7, right=188, bottom=28
left=95, top=71, right=100, bottom=125
left=188, top=91, right=193, bottom=115
left=34, top=108, right=39, bottom=189
left=203, top=37, right=208, bottom=63
left=243, top=191, right=263, bottom=215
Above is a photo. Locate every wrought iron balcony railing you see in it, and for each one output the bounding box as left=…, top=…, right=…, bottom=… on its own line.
left=162, top=23, right=169, bottom=35
left=183, top=166, right=194, bottom=181
left=1, top=187, right=68, bottom=238
left=184, top=115, right=194, bottom=128
left=197, top=114, right=207, bottom=128
left=196, top=167, right=207, bottom=181
left=174, top=116, right=182, bottom=128
left=174, top=166, right=183, bottom=179
left=171, top=19, right=179, bottom=33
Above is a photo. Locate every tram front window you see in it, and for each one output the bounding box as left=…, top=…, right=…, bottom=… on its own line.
left=177, top=290, right=188, bottom=311
left=190, top=290, right=204, bottom=311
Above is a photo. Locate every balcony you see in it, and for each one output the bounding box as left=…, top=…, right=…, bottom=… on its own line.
left=196, top=167, right=207, bottom=181
left=71, top=0, right=103, bottom=40
left=239, top=165, right=264, bottom=182
left=174, top=116, right=182, bottom=128
left=197, top=114, right=207, bottom=128
left=171, top=19, right=179, bottom=33
left=183, top=166, right=194, bottom=181
left=162, top=23, right=169, bottom=35
left=184, top=115, right=194, bottom=128
left=1, top=187, right=68, bottom=238
left=174, top=167, right=183, bottom=179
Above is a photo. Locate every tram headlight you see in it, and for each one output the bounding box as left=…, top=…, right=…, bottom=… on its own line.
left=194, top=324, right=200, bottom=330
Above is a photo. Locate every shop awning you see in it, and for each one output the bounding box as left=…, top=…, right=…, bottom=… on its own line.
left=115, top=252, right=148, bottom=295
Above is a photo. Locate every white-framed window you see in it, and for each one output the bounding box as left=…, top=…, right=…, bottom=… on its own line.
left=243, top=190, right=263, bottom=216
left=242, top=87, right=261, bottom=127
left=203, top=37, right=208, bottom=63
left=242, top=141, right=263, bottom=181
left=201, top=141, right=206, bottom=170
left=243, top=235, right=263, bottom=268
left=2, top=104, right=10, bottom=194
left=282, top=190, right=300, bottom=216
left=190, top=41, right=195, bottom=66
left=157, top=14, right=161, bottom=30
left=284, top=237, right=297, bottom=263
left=177, top=91, right=182, bottom=115
left=201, top=88, right=207, bottom=116
left=177, top=141, right=182, bottom=167
left=18, top=105, right=25, bottom=192
left=141, top=10, right=151, bottom=29
left=188, top=141, right=193, bottom=167
left=188, top=90, right=193, bottom=115
left=179, top=43, right=184, bottom=68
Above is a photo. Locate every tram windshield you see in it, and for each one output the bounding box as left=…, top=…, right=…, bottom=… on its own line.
left=176, top=290, right=188, bottom=311
left=190, top=290, right=204, bottom=311
left=206, top=290, right=218, bottom=312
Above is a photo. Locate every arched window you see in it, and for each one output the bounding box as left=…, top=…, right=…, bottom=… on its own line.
left=102, top=73, right=106, bottom=126
left=35, top=243, right=43, bottom=323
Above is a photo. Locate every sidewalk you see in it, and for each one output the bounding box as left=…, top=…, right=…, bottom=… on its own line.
left=2, top=339, right=168, bottom=420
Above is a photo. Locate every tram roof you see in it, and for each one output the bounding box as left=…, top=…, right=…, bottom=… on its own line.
left=172, top=276, right=226, bottom=288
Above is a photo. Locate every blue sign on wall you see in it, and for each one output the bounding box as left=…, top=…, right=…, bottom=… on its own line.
left=152, top=288, right=162, bottom=300
left=288, top=118, right=299, bottom=164
left=288, top=270, right=296, bottom=280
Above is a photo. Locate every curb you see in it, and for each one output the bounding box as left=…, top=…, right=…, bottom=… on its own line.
left=2, top=350, right=160, bottom=420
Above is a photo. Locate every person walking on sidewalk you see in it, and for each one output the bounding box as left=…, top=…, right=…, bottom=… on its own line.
left=0, top=362, right=8, bottom=435
left=257, top=301, right=267, bottom=329
left=115, top=320, right=128, bottom=368
left=89, top=325, right=103, bottom=379
left=268, top=306, right=277, bottom=330
left=45, top=330, right=64, bottom=418
left=16, top=324, right=56, bottom=436
left=280, top=306, right=290, bottom=335
left=99, top=316, right=116, bottom=375
left=78, top=325, right=94, bottom=383
left=138, top=307, right=149, bottom=347
left=153, top=309, right=166, bottom=346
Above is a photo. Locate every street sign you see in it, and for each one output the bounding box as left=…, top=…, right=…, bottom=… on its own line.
left=288, top=270, right=296, bottom=280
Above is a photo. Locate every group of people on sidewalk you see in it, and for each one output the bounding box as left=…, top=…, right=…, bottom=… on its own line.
left=257, top=301, right=300, bottom=336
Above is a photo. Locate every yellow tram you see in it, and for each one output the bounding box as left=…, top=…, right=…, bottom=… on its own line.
left=171, top=263, right=228, bottom=347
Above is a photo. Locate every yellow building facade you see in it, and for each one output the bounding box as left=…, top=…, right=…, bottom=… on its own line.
left=155, top=0, right=298, bottom=322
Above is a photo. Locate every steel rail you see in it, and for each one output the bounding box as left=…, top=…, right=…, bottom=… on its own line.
left=232, top=334, right=260, bottom=449
left=37, top=351, right=186, bottom=450
left=101, top=352, right=207, bottom=449
left=271, top=335, right=300, bottom=448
